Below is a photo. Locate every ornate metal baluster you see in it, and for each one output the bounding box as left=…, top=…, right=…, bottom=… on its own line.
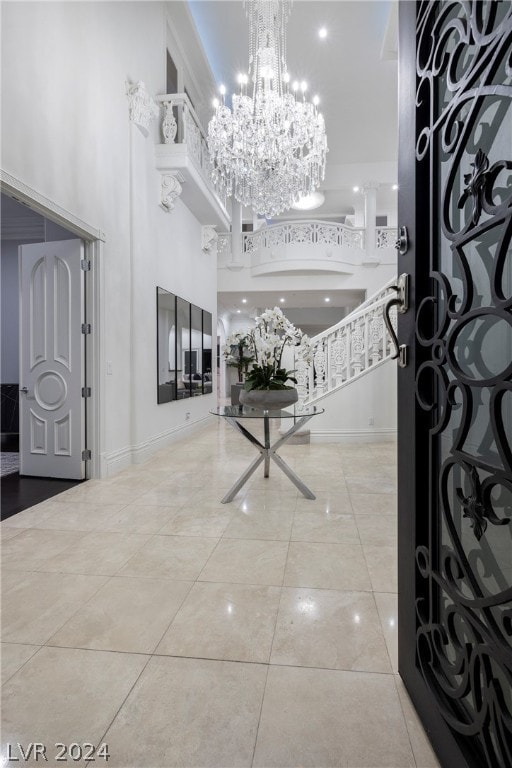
left=350, top=320, right=365, bottom=376
left=313, top=340, right=327, bottom=396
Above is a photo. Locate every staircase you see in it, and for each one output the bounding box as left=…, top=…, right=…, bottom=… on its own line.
left=295, top=277, right=397, bottom=406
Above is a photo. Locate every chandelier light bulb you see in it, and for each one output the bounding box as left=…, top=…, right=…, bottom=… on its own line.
left=353, top=186, right=360, bottom=192
left=283, top=72, right=290, bottom=83
left=219, top=84, right=226, bottom=95
left=212, top=98, right=219, bottom=108
left=319, top=27, right=327, bottom=39
left=301, top=81, right=307, bottom=93
left=292, top=80, right=299, bottom=92
left=313, top=95, right=320, bottom=106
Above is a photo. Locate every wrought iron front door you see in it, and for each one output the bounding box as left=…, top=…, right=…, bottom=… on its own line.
left=397, top=3, right=512, bottom=767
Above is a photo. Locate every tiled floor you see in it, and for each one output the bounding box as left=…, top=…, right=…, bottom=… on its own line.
left=1, top=420, right=440, bottom=767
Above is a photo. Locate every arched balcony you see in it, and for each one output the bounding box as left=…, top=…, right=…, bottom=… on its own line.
left=217, top=221, right=397, bottom=275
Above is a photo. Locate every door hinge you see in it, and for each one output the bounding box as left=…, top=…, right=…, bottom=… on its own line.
left=81, top=449, right=92, bottom=461
left=81, top=259, right=91, bottom=271
left=81, top=386, right=92, bottom=398
left=81, top=323, right=91, bottom=335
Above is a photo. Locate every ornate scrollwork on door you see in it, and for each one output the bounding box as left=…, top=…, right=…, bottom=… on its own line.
left=414, top=3, right=512, bottom=766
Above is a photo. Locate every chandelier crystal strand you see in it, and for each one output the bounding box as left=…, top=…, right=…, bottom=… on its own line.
left=208, top=0, right=327, bottom=218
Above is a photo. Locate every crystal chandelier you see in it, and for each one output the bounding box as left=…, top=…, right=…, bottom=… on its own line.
left=207, top=0, right=328, bottom=218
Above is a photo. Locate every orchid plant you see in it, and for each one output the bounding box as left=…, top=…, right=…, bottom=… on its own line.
left=223, top=330, right=254, bottom=383
left=243, top=307, right=312, bottom=391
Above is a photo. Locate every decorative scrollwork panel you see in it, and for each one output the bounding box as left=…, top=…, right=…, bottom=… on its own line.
left=413, top=3, right=512, bottom=766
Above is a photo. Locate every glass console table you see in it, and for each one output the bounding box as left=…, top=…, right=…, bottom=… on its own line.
left=210, top=404, right=324, bottom=503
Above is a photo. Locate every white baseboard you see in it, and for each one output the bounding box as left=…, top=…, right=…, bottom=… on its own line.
left=100, top=416, right=214, bottom=478
left=310, top=427, right=397, bottom=444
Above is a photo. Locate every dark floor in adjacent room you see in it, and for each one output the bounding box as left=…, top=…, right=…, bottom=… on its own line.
left=1, top=470, right=82, bottom=521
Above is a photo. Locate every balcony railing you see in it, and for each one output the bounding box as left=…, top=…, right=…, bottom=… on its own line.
left=243, top=221, right=365, bottom=253
left=155, top=93, right=228, bottom=219
left=217, top=221, right=397, bottom=272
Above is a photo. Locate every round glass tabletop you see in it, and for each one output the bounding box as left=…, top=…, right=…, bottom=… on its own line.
left=210, top=405, right=324, bottom=419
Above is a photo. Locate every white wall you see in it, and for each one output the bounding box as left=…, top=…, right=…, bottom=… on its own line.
left=310, top=360, right=397, bottom=442
left=1, top=2, right=218, bottom=475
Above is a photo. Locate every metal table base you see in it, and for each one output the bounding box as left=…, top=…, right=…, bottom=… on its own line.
left=221, top=412, right=316, bottom=503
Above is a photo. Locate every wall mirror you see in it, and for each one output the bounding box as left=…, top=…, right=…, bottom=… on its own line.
left=156, top=287, right=214, bottom=403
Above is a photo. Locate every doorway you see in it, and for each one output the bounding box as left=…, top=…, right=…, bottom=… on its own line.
left=1, top=194, right=90, bottom=516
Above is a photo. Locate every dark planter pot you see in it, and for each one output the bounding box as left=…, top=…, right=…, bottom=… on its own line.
left=230, top=383, right=244, bottom=405
left=239, top=388, right=298, bottom=410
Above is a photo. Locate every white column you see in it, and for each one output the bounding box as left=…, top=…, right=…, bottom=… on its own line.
left=228, top=200, right=243, bottom=270
left=362, top=183, right=379, bottom=264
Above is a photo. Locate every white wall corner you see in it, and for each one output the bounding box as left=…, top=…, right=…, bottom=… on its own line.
left=202, top=225, right=218, bottom=253
left=126, top=80, right=159, bottom=136
left=160, top=172, right=184, bottom=212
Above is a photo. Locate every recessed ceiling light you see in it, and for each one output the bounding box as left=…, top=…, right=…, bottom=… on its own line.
left=291, top=191, right=325, bottom=211
left=280, top=297, right=285, bottom=303
left=242, top=298, right=247, bottom=303
left=392, top=184, right=399, bottom=191
left=236, top=309, right=241, bottom=313
left=318, top=27, right=327, bottom=39
left=324, top=297, right=330, bottom=302
left=353, top=186, right=360, bottom=193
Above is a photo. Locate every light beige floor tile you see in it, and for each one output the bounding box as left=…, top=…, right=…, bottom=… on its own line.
left=157, top=581, right=280, bottom=662
left=338, top=444, right=373, bottom=458
left=41, top=531, right=151, bottom=576
left=297, top=475, right=349, bottom=493
left=364, top=544, right=398, bottom=593
left=395, top=676, right=441, bottom=768
left=237, top=492, right=297, bottom=513
left=340, top=458, right=397, bottom=479
left=199, top=538, right=288, bottom=586
left=345, top=475, right=397, bottom=494
left=223, top=508, right=294, bottom=541
left=1, top=646, right=147, bottom=765
left=158, top=507, right=233, bottom=537
left=1, top=572, right=108, bottom=644
left=253, top=666, right=414, bottom=767
left=95, top=503, right=177, bottom=534
left=0, top=526, right=24, bottom=540
left=102, top=656, right=267, bottom=767
left=271, top=588, right=391, bottom=673
left=374, top=592, right=398, bottom=672
left=118, top=535, right=218, bottom=580
left=1, top=570, right=24, bottom=593
left=30, top=501, right=127, bottom=531
left=1, top=643, right=40, bottom=684
left=62, top=485, right=147, bottom=505
left=1, top=528, right=87, bottom=570
left=295, top=491, right=353, bottom=514
left=291, top=510, right=359, bottom=543
left=134, top=486, right=200, bottom=507
left=49, top=577, right=192, bottom=653
left=350, top=492, right=397, bottom=515
left=0, top=502, right=70, bottom=529
left=284, top=542, right=372, bottom=591
left=356, top=514, right=397, bottom=546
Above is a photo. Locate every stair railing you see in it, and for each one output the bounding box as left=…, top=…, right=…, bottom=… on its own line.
left=296, top=277, right=398, bottom=404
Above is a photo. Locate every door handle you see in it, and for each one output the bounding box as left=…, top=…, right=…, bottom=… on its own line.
left=395, top=226, right=409, bottom=256
left=384, top=273, right=409, bottom=368
left=20, top=386, right=29, bottom=394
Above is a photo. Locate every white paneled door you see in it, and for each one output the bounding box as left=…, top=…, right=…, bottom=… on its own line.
left=19, top=240, right=85, bottom=479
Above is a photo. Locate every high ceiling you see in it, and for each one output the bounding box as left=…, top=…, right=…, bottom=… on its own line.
left=188, top=0, right=398, bottom=219
left=187, top=1, right=399, bottom=323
